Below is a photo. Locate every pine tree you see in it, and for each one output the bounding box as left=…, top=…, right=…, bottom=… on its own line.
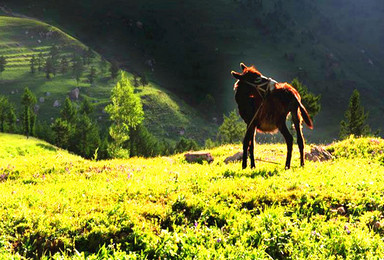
left=30, top=55, right=36, bottom=74
left=44, top=57, right=53, bottom=79
left=0, top=96, right=16, bottom=132
left=73, top=114, right=101, bottom=159
left=291, top=78, right=321, bottom=119
left=339, top=89, right=370, bottom=139
left=21, top=87, right=37, bottom=138
left=105, top=72, right=144, bottom=157
left=51, top=118, right=72, bottom=149
left=72, top=55, right=84, bottom=85
left=0, top=56, right=6, bottom=74
left=37, top=52, right=44, bottom=72
left=217, top=110, right=245, bottom=144
left=60, top=56, right=69, bottom=74
left=60, top=97, right=76, bottom=123
left=79, top=97, right=94, bottom=115
left=49, top=45, right=60, bottom=76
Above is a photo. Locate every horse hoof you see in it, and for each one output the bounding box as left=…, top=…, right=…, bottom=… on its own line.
left=285, top=166, right=290, bottom=170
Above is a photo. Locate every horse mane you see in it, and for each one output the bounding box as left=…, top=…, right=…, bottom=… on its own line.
left=243, top=65, right=262, bottom=76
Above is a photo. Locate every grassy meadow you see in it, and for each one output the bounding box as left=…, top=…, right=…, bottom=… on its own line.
left=0, top=133, right=384, bottom=259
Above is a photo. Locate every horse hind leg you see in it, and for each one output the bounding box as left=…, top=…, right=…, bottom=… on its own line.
left=279, top=122, right=293, bottom=170
left=292, top=112, right=305, bottom=167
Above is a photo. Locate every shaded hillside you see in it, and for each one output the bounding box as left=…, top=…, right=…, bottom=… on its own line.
left=3, top=0, right=384, bottom=141
left=0, top=16, right=217, bottom=143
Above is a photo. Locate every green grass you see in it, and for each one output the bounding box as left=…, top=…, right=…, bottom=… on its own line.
left=0, top=16, right=217, bottom=143
left=0, top=133, right=384, bottom=258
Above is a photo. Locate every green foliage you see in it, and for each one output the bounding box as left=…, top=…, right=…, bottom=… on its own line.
left=327, top=136, right=384, bottom=164
left=71, top=114, right=101, bottom=159
left=88, top=66, right=97, bottom=85
left=21, top=87, right=37, bottom=138
left=79, top=97, right=94, bottom=115
left=0, top=56, right=6, bottom=73
left=61, top=97, right=77, bottom=123
left=51, top=118, right=72, bottom=149
left=340, top=89, right=371, bottom=139
left=217, top=110, right=245, bottom=144
left=129, top=124, right=162, bottom=157
left=0, top=134, right=384, bottom=258
left=30, top=55, right=36, bottom=74
left=0, top=96, right=16, bottom=133
left=72, top=54, right=84, bottom=84
left=105, top=72, right=144, bottom=157
left=291, top=78, right=321, bottom=119
left=174, top=137, right=199, bottom=153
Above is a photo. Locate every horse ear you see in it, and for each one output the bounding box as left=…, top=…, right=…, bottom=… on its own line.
left=240, top=63, right=247, bottom=71
left=231, top=71, right=242, bottom=80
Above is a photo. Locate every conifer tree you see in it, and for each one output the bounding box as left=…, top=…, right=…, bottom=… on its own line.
left=60, top=97, right=76, bottom=123
left=0, top=96, right=16, bottom=132
left=217, top=110, right=245, bottom=144
left=60, top=56, right=69, bottom=74
left=291, top=78, right=321, bottom=119
left=44, top=57, right=53, bottom=79
left=49, top=45, right=60, bottom=76
left=0, top=56, right=6, bottom=74
left=21, top=87, right=37, bottom=138
left=72, top=55, right=84, bottom=84
left=37, top=52, right=44, bottom=72
left=30, top=55, right=36, bottom=74
left=51, top=118, right=72, bottom=149
left=79, top=97, right=94, bottom=115
left=73, top=113, right=100, bottom=159
left=339, top=89, right=370, bottom=139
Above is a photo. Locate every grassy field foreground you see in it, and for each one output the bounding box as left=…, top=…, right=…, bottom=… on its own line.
left=0, top=134, right=384, bottom=259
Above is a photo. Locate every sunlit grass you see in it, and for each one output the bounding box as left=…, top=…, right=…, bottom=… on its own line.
left=0, top=134, right=383, bottom=258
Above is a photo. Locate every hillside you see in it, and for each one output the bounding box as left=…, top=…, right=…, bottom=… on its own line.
left=3, top=0, right=384, bottom=141
left=1, top=133, right=384, bottom=258
left=0, top=16, right=217, bottom=143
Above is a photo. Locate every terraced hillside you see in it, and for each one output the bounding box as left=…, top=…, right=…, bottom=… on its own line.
left=0, top=16, right=217, bottom=143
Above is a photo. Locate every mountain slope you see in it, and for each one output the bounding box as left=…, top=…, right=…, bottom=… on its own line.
left=4, top=0, right=383, bottom=141
left=0, top=16, right=217, bottom=143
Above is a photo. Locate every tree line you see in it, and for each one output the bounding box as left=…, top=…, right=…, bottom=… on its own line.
left=0, top=71, right=199, bottom=159
left=0, top=67, right=375, bottom=159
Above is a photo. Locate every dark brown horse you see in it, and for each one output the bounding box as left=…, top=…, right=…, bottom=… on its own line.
left=231, top=63, right=313, bottom=169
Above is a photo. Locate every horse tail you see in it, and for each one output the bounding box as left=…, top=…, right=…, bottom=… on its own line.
left=298, top=102, right=313, bottom=129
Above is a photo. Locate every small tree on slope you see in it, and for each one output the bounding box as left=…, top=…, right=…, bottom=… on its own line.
left=105, top=72, right=144, bottom=158
left=339, top=89, right=370, bottom=139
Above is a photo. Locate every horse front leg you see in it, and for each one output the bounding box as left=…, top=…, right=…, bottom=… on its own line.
left=242, top=126, right=254, bottom=169
left=249, top=129, right=256, bottom=169
left=279, top=122, right=293, bottom=170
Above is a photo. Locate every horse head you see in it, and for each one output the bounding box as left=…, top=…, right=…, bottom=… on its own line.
left=231, top=63, right=269, bottom=92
